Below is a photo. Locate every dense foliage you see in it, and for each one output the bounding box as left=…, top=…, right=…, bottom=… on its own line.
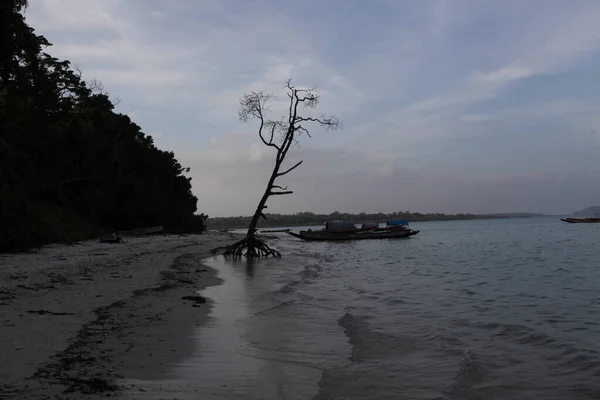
left=0, top=1, right=205, bottom=251
left=208, top=211, right=511, bottom=230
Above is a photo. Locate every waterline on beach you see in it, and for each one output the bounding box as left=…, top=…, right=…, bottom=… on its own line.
left=119, top=252, right=348, bottom=399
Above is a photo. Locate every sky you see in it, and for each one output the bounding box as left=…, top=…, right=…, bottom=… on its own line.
left=25, top=0, right=600, bottom=217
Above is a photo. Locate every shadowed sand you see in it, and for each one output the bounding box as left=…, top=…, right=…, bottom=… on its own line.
left=0, top=231, right=241, bottom=399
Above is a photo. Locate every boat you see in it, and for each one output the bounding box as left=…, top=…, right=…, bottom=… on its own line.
left=560, top=217, right=600, bottom=223
left=377, top=219, right=413, bottom=232
left=286, top=220, right=419, bottom=241
left=259, top=229, right=291, bottom=233
left=287, top=229, right=419, bottom=241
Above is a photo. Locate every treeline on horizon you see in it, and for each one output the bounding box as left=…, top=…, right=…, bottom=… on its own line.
left=208, top=211, right=509, bottom=229
left=0, top=1, right=206, bottom=251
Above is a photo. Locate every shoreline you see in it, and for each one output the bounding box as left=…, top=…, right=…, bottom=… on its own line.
left=0, top=232, right=240, bottom=399
left=209, top=214, right=539, bottom=230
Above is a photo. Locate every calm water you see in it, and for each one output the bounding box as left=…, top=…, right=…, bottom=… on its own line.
left=125, top=217, right=600, bottom=399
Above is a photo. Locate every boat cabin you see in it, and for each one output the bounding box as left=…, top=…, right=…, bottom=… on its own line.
left=325, top=220, right=357, bottom=232
left=386, top=220, right=410, bottom=230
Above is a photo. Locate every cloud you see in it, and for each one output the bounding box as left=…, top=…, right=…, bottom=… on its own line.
left=371, top=2, right=600, bottom=141
left=475, top=66, right=536, bottom=85
left=24, top=0, right=600, bottom=216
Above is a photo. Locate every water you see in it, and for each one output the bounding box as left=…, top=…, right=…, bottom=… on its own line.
left=127, top=217, right=600, bottom=399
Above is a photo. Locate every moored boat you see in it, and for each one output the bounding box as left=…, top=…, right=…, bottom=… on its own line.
left=286, top=220, right=419, bottom=241
left=560, top=217, right=600, bottom=223
left=287, top=229, right=419, bottom=241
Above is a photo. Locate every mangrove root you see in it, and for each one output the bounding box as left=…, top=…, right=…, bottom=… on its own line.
left=223, top=236, right=281, bottom=258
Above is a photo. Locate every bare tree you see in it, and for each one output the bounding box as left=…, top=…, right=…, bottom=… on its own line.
left=224, top=79, right=341, bottom=257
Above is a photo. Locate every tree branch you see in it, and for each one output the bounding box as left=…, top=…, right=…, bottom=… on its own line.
left=287, top=81, right=295, bottom=126
left=260, top=121, right=281, bottom=151
left=272, top=185, right=288, bottom=190
left=269, top=190, right=294, bottom=196
left=296, top=125, right=311, bottom=138
left=276, top=160, right=303, bottom=177
left=239, top=91, right=282, bottom=151
left=268, top=121, right=276, bottom=145
left=295, top=115, right=341, bottom=130
left=238, top=91, right=272, bottom=122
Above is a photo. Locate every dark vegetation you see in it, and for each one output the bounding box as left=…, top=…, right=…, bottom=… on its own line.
left=0, top=1, right=205, bottom=251
left=223, top=80, right=340, bottom=257
left=210, top=211, right=520, bottom=230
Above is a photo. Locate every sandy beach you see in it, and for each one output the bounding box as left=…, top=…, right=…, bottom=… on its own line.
left=0, top=231, right=240, bottom=399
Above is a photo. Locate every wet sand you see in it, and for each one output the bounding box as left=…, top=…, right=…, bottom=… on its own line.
left=0, top=231, right=240, bottom=399
left=113, top=253, right=331, bottom=400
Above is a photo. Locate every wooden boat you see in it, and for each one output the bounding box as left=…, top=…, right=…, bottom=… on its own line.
left=286, top=219, right=419, bottom=242
left=560, top=217, right=600, bottom=223
left=287, top=228, right=419, bottom=241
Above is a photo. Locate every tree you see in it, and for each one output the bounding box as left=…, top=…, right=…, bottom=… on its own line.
left=1, top=2, right=207, bottom=251
left=224, top=79, right=341, bottom=258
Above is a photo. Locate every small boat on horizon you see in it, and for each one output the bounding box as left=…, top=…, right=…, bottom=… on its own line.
left=287, top=220, right=420, bottom=242
left=560, top=217, right=600, bottom=223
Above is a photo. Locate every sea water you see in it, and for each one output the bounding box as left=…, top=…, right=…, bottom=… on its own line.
left=127, top=217, right=600, bottom=399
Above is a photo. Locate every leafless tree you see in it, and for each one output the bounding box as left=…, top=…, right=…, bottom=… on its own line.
left=224, top=79, right=341, bottom=257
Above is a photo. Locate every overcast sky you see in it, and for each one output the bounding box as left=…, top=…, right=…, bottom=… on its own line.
left=26, top=0, right=600, bottom=217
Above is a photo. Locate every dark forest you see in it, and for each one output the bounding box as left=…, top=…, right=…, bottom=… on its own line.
left=1, top=1, right=205, bottom=251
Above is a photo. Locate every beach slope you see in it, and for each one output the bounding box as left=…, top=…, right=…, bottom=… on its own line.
left=0, top=232, right=237, bottom=399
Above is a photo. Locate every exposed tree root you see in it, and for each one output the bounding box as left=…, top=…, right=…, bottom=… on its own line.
left=223, top=235, right=281, bottom=258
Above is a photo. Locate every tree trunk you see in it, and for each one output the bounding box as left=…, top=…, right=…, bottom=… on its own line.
left=245, top=163, right=280, bottom=253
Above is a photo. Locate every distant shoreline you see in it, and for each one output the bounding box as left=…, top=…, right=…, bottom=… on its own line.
left=209, top=213, right=542, bottom=230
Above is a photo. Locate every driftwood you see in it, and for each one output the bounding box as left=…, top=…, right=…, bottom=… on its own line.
left=98, top=230, right=123, bottom=244
left=118, top=225, right=164, bottom=237
left=98, top=226, right=164, bottom=244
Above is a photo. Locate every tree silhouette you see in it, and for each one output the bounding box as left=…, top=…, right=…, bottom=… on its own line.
left=224, top=79, right=341, bottom=257
left=1, top=1, right=206, bottom=251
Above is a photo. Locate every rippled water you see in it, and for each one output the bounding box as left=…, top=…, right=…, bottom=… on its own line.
left=130, top=217, right=600, bottom=399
